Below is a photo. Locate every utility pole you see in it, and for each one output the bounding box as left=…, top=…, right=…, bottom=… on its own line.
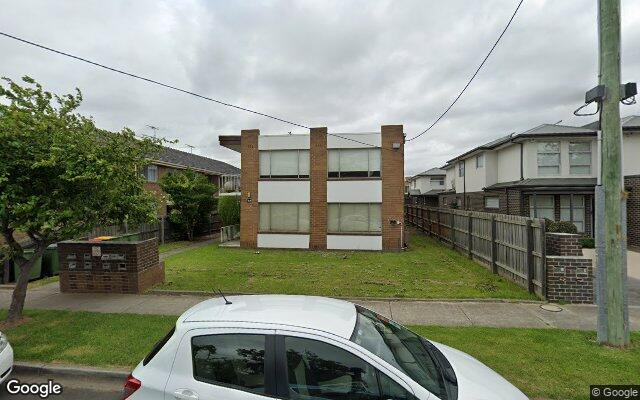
left=597, top=0, right=629, bottom=347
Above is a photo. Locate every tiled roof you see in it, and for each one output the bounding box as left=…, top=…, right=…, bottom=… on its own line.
left=484, top=178, right=596, bottom=190
left=582, top=115, right=640, bottom=130
left=153, top=147, right=240, bottom=175
left=414, top=167, right=446, bottom=177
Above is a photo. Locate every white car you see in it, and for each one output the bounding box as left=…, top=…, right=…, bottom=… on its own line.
left=0, top=331, right=13, bottom=385
left=123, top=295, right=527, bottom=400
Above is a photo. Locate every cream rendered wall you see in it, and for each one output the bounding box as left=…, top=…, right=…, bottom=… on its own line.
left=445, top=167, right=456, bottom=190
left=257, top=234, right=310, bottom=249
left=259, top=134, right=310, bottom=150
left=411, top=176, right=444, bottom=193
left=497, top=144, right=521, bottom=183
left=463, top=153, right=487, bottom=193
left=327, top=235, right=382, bottom=250
left=258, top=181, right=310, bottom=203
left=522, top=138, right=598, bottom=179
left=327, top=180, right=382, bottom=203
left=623, top=133, right=640, bottom=176
left=485, top=151, right=498, bottom=187
left=327, top=133, right=381, bottom=149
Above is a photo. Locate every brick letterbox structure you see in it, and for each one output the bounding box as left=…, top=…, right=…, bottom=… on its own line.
left=58, top=238, right=164, bottom=294
left=545, top=233, right=593, bottom=304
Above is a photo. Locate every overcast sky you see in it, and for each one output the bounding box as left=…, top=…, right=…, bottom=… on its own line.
left=2, top=0, right=639, bottom=175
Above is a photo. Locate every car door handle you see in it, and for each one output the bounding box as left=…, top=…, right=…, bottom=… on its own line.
left=173, top=388, right=199, bottom=400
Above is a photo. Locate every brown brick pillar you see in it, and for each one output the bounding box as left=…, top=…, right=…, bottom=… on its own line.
left=310, top=127, right=328, bottom=249
left=240, top=129, right=259, bottom=248
left=381, top=125, right=404, bottom=250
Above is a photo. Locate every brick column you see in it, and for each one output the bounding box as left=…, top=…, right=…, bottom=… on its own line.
left=240, top=129, right=259, bottom=248
left=381, top=125, right=404, bottom=250
left=310, top=127, right=328, bottom=249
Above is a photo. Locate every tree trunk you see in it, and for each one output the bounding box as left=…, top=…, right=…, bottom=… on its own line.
left=6, top=246, right=44, bottom=323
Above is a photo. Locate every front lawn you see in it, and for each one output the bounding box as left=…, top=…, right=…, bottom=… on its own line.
left=159, top=233, right=534, bottom=300
left=1, top=309, right=636, bottom=400
left=159, top=240, right=192, bottom=254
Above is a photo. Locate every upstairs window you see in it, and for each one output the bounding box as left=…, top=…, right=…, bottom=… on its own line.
left=328, top=148, right=381, bottom=178
left=569, top=142, right=591, bottom=175
left=431, top=177, right=444, bottom=186
left=476, top=154, right=484, bottom=168
left=142, top=165, right=158, bottom=182
left=260, top=150, right=309, bottom=179
left=458, top=162, right=464, bottom=177
left=537, top=142, right=560, bottom=176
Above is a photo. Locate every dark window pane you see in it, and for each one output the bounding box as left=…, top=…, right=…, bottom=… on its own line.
left=192, top=334, right=265, bottom=394
left=340, top=171, right=369, bottom=178
left=379, top=373, right=417, bottom=400
left=285, top=336, right=379, bottom=400
left=328, top=171, right=340, bottom=178
left=143, top=326, right=175, bottom=366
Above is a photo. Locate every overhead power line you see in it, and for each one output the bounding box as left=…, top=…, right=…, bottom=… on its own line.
left=0, top=31, right=310, bottom=130
left=405, top=0, right=525, bottom=142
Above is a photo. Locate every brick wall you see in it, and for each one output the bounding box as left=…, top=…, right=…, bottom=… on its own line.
left=545, top=232, right=593, bottom=303
left=546, top=233, right=583, bottom=256
left=546, top=257, right=593, bottom=304
left=626, top=175, right=640, bottom=249
left=381, top=125, right=404, bottom=250
left=309, top=128, right=328, bottom=249
left=240, top=129, right=259, bottom=248
left=58, top=238, right=164, bottom=294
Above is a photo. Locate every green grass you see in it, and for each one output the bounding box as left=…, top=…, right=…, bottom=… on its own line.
left=28, top=275, right=59, bottom=288
left=0, top=309, right=174, bottom=368
left=412, top=326, right=640, bottom=400
left=159, top=233, right=535, bottom=300
left=0, top=309, right=636, bottom=400
left=158, top=241, right=192, bottom=254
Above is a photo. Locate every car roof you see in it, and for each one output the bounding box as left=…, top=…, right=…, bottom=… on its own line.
left=178, top=295, right=358, bottom=339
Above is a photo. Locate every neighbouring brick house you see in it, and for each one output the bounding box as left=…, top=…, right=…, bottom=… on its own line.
left=219, top=126, right=405, bottom=250
left=142, top=146, right=240, bottom=217
left=434, top=115, right=640, bottom=248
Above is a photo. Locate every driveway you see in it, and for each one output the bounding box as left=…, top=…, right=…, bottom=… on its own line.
left=584, top=248, right=640, bottom=306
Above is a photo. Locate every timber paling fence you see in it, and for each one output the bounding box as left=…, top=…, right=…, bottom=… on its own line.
left=405, top=205, right=547, bottom=299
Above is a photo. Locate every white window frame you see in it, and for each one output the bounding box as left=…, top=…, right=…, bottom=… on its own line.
left=430, top=177, right=444, bottom=186
left=328, top=148, right=381, bottom=179
left=143, top=165, right=158, bottom=182
left=259, top=150, right=310, bottom=179
left=476, top=154, right=484, bottom=169
left=560, top=195, right=586, bottom=232
left=259, top=203, right=310, bottom=233
left=569, top=141, right=592, bottom=175
left=529, top=195, right=555, bottom=220
left=484, top=196, right=500, bottom=209
left=537, top=141, right=561, bottom=176
left=328, top=203, right=382, bottom=234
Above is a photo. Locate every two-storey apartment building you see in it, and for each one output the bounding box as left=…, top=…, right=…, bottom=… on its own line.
left=219, top=126, right=405, bottom=250
left=438, top=116, right=640, bottom=247
left=406, top=168, right=446, bottom=206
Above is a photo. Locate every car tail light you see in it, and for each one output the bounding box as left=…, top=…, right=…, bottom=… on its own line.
left=121, top=374, right=141, bottom=399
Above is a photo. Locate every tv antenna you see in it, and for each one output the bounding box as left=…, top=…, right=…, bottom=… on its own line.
left=146, top=124, right=160, bottom=137
left=185, top=144, right=196, bottom=154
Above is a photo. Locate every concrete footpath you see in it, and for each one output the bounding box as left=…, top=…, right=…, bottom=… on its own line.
left=2, top=283, right=639, bottom=331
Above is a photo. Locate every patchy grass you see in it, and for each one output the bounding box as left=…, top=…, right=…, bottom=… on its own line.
left=412, top=326, right=640, bottom=400
left=0, top=309, right=636, bottom=400
left=159, top=241, right=192, bottom=254
left=0, top=309, right=174, bottom=368
left=28, top=275, right=59, bottom=288
left=159, top=232, right=534, bottom=300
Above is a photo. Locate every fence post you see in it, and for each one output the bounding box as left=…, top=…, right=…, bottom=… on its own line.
left=540, top=218, right=547, bottom=299
left=159, top=217, right=165, bottom=245
left=436, top=209, right=441, bottom=241
left=525, top=219, right=534, bottom=294
left=490, top=216, right=498, bottom=274
left=467, top=212, right=473, bottom=259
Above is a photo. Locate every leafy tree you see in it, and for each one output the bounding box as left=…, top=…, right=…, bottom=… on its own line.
left=218, top=195, right=240, bottom=226
left=160, top=169, right=218, bottom=241
left=0, top=76, right=161, bottom=322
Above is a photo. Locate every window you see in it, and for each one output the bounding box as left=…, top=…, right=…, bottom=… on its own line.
left=259, top=203, right=309, bottom=233
left=458, top=162, right=464, bottom=177
left=476, top=154, right=484, bottom=168
left=431, top=177, right=444, bottom=186
left=328, top=204, right=381, bottom=233
left=351, top=306, right=452, bottom=399
left=529, top=195, right=555, bottom=220
left=561, top=195, right=585, bottom=232
left=569, top=142, right=591, bottom=175
left=285, top=336, right=380, bottom=400
left=191, top=334, right=266, bottom=394
left=484, top=197, right=500, bottom=209
left=537, top=142, right=560, bottom=176
left=260, top=150, right=310, bottom=178
left=328, top=148, right=381, bottom=178
left=142, top=165, right=158, bottom=182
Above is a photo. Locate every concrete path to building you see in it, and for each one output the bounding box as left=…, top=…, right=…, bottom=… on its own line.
left=584, top=248, right=640, bottom=306
left=2, top=283, right=639, bottom=331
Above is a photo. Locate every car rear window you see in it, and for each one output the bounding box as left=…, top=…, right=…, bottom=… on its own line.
left=143, top=326, right=175, bottom=366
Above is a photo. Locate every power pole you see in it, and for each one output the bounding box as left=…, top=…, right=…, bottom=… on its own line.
left=597, top=0, right=629, bottom=347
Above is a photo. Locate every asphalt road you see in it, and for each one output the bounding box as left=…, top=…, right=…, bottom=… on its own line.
left=0, top=371, right=121, bottom=399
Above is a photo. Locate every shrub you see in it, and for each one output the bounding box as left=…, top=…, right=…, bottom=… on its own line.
left=545, top=219, right=578, bottom=234
left=218, top=195, right=240, bottom=226
left=580, top=237, right=595, bottom=248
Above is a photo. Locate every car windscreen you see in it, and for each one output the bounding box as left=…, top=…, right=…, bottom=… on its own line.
left=350, top=306, right=454, bottom=400
left=143, top=326, right=175, bottom=366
